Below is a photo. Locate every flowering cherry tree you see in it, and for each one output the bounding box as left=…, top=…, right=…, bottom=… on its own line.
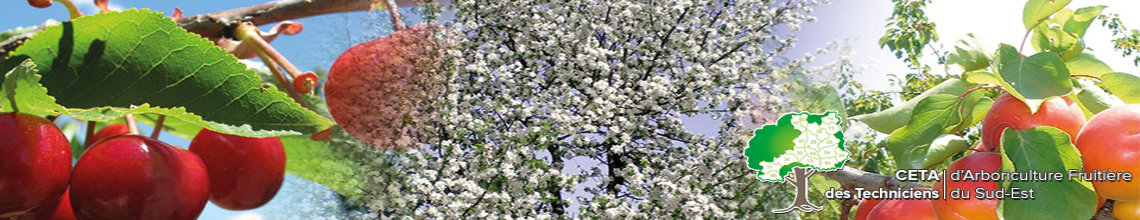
left=345, top=0, right=840, bottom=218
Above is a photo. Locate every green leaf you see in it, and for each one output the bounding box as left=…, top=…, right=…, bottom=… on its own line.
left=135, top=114, right=203, bottom=140
left=1064, top=6, right=1107, bottom=38
left=1070, top=78, right=1121, bottom=118
left=851, top=78, right=974, bottom=134
left=997, top=126, right=1096, bottom=220
left=1022, top=0, right=1071, bottom=30
left=992, top=44, right=1073, bottom=113
left=1031, top=23, right=1083, bottom=59
left=1064, top=53, right=1113, bottom=77
left=886, top=92, right=986, bottom=170
left=0, top=59, right=65, bottom=116
left=946, top=33, right=991, bottom=71
left=922, top=134, right=968, bottom=169
left=8, top=9, right=333, bottom=137
left=281, top=135, right=364, bottom=198
left=1102, top=72, right=1140, bottom=104
left=962, top=71, right=1000, bottom=85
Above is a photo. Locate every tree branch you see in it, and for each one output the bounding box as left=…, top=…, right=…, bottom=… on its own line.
left=817, top=166, right=900, bottom=190
left=2, top=0, right=446, bottom=55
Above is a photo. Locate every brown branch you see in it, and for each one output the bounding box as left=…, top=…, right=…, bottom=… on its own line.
left=2, top=0, right=444, bottom=56
left=817, top=166, right=901, bottom=191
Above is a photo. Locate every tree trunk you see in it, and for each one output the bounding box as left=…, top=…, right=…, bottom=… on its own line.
left=772, top=167, right=823, bottom=213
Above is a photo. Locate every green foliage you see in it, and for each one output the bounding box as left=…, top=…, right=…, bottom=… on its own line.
left=1099, top=13, right=1140, bottom=66
left=281, top=135, right=366, bottom=198
left=880, top=0, right=939, bottom=71
left=884, top=91, right=988, bottom=170
left=1102, top=72, right=1140, bottom=103
left=7, top=9, right=333, bottom=137
left=1022, top=0, right=1071, bottom=31
left=991, top=44, right=1072, bottom=113
left=997, top=126, right=1097, bottom=220
left=946, top=33, right=991, bottom=71
left=850, top=78, right=971, bottom=134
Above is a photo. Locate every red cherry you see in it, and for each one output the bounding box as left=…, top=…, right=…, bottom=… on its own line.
left=0, top=112, right=71, bottom=218
left=189, top=129, right=286, bottom=210
left=85, top=123, right=129, bottom=148
left=16, top=189, right=76, bottom=220
left=27, top=0, right=51, bottom=8
left=70, top=135, right=209, bottom=220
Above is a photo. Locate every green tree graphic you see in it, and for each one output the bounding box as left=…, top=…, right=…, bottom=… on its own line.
left=745, top=111, right=849, bottom=213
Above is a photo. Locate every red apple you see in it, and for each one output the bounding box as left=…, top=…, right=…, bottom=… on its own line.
left=84, top=123, right=129, bottom=148
left=325, top=24, right=444, bottom=150
left=69, top=135, right=209, bottom=220
left=189, top=129, right=285, bottom=210
left=980, top=93, right=1085, bottom=151
left=1075, top=104, right=1140, bottom=201
left=0, top=112, right=71, bottom=217
left=932, top=152, right=1001, bottom=220
left=866, top=188, right=936, bottom=220
left=853, top=198, right=883, bottom=220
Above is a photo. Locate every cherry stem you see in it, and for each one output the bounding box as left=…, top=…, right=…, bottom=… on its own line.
left=84, top=121, right=95, bottom=148
left=52, top=0, right=84, bottom=19
left=258, top=48, right=310, bottom=108
left=959, top=86, right=1007, bottom=98
left=1071, top=74, right=1102, bottom=81
left=124, top=114, right=140, bottom=135
left=1018, top=30, right=1031, bottom=54
left=382, top=0, right=406, bottom=31
left=150, top=115, right=165, bottom=139
left=234, top=23, right=318, bottom=95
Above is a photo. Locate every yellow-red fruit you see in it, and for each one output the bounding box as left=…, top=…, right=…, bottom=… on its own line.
left=1116, top=201, right=1140, bottom=220
left=866, top=188, right=937, bottom=220
left=980, top=93, right=1085, bottom=151
left=853, top=198, right=882, bottom=220
left=932, top=152, right=1001, bottom=220
left=1075, top=104, right=1140, bottom=201
left=325, top=24, right=445, bottom=150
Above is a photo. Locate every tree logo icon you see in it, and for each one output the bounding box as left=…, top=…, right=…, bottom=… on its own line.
left=744, top=111, right=849, bottom=213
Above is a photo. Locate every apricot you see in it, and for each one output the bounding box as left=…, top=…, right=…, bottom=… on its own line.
left=1075, top=104, right=1140, bottom=201
left=980, top=93, right=1085, bottom=151
left=932, top=152, right=1001, bottom=220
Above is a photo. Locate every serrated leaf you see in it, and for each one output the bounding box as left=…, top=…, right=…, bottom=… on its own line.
left=959, top=97, right=993, bottom=132
left=8, top=9, right=333, bottom=136
left=922, top=134, right=968, bottom=169
left=281, top=135, right=364, bottom=198
left=946, top=33, right=991, bottom=71
left=851, top=78, right=974, bottom=134
left=997, top=126, right=1096, bottom=220
left=1023, top=0, right=1071, bottom=30
left=1031, top=23, right=1083, bottom=59
left=992, top=44, right=1073, bottom=113
left=1102, top=72, right=1140, bottom=104
left=0, top=59, right=65, bottom=116
left=1071, top=78, right=1121, bottom=118
left=1064, top=53, right=1113, bottom=77
left=885, top=92, right=986, bottom=170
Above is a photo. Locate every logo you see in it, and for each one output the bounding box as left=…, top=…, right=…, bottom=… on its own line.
left=744, top=111, right=850, bottom=213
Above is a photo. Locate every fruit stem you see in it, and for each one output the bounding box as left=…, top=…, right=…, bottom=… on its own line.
left=52, top=0, right=84, bottom=19
left=150, top=115, right=165, bottom=139
left=234, top=23, right=318, bottom=94
left=124, top=114, right=140, bottom=135
left=84, top=121, right=96, bottom=148
left=381, top=0, right=405, bottom=31
left=959, top=86, right=1007, bottom=99
left=258, top=48, right=311, bottom=108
